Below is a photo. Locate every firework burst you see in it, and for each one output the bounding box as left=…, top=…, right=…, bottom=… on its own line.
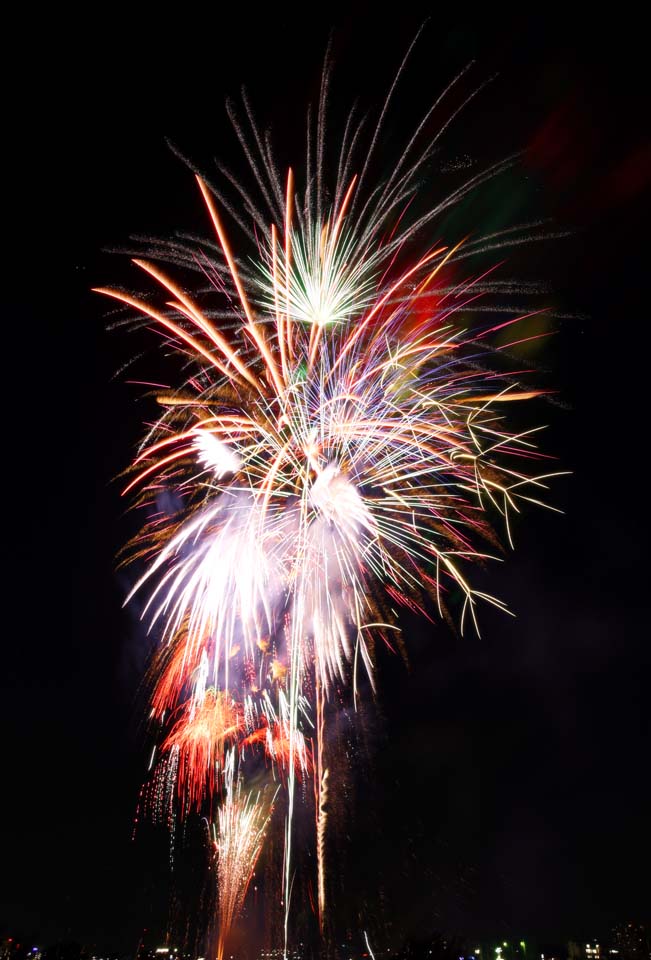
left=101, top=47, right=562, bottom=955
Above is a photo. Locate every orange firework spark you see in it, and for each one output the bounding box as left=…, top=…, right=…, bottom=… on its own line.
left=161, top=689, right=245, bottom=813
left=150, top=634, right=205, bottom=719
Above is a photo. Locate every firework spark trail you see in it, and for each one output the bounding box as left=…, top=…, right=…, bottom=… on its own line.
left=214, top=751, right=276, bottom=960
left=103, top=50, right=563, bottom=956
left=316, top=766, right=328, bottom=931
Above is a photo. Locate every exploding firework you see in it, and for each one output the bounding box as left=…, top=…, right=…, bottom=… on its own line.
left=101, top=43, right=561, bottom=955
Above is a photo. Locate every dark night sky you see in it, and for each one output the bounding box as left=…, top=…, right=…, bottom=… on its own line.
left=4, top=6, right=650, bottom=953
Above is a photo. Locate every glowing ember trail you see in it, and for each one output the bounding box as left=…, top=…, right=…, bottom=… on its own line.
left=214, top=751, right=277, bottom=960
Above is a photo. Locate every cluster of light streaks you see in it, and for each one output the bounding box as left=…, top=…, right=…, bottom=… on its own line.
left=214, top=751, right=276, bottom=960
left=102, top=49, right=561, bottom=957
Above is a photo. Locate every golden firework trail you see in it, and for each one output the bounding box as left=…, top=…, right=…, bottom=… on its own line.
left=214, top=751, right=276, bottom=960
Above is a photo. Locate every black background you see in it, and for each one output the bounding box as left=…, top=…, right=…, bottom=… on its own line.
left=4, top=5, right=649, bottom=952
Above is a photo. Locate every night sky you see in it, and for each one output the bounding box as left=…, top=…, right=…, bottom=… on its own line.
left=5, top=7, right=650, bottom=953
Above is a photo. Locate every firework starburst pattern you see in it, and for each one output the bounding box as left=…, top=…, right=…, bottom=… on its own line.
left=98, top=47, right=561, bottom=958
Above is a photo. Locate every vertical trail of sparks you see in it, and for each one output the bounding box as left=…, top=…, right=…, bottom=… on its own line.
left=313, top=675, right=328, bottom=931
left=284, top=169, right=295, bottom=367
left=316, top=760, right=328, bottom=931
left=316, top=769, right=329, bottom=931
left=214, top=751, right=276, bottom=960
left=104, top=56, right=563, bottom=958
